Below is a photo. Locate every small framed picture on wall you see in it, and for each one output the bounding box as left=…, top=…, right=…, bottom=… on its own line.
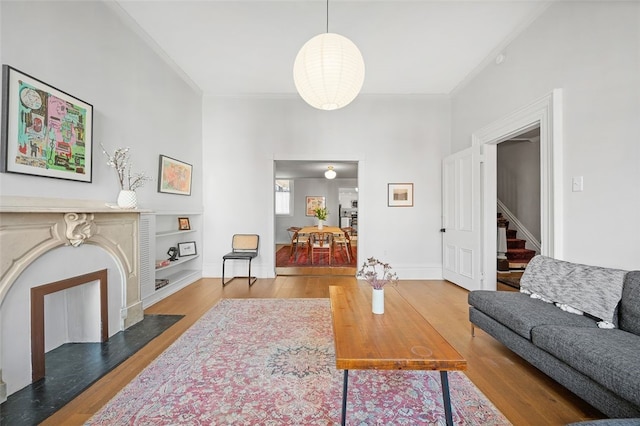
left=305, top=196, right=326, bottom=216
left=388, top=183, right=414, bottom=207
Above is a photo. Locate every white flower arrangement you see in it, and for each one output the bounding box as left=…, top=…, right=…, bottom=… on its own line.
left=101, top=144, right=152, bottom=191
left=357, top=257, right=399, bottom=290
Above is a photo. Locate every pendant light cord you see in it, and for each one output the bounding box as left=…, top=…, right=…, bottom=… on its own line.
left=326, top=0, right=329, bottom=33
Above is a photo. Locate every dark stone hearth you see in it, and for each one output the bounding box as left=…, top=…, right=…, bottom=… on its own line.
left=0, top=314, right=183, bottom=426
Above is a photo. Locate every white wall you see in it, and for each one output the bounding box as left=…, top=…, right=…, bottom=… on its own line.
left=451, top=2, right=640, bottom=269
left=0, top=1, right=202, bottom=212
left=203, top=95, right=450, bottom=279
left=0, top=1, right=203, bottom=396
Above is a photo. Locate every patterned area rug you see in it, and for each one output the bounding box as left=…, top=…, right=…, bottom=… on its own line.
left=87, top=299, right=510, bottom=425
left=275, top=245, right=357, bottom=267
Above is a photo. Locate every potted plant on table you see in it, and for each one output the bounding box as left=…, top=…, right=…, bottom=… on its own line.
left=313, top=206, right=328, bottom=230
left=357, top=257, right=399, bottom=314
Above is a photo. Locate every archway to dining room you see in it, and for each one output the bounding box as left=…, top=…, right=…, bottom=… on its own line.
left=274, top=160, right=358, bottom=276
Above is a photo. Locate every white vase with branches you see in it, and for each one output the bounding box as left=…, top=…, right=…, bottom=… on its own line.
left=102, top=144, right=152, bottom=208
left=357, top=257, right=399, bottom=314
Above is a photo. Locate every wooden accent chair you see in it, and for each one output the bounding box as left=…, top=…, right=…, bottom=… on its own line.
left=222, top=234, right=259, bottom=286
left=287, top=226, right=309, bottom=261
left=309, top=231, right=333, bottom=265
left=332, top=228, right=353, bottom=263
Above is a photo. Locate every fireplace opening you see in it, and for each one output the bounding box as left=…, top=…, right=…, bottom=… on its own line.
left=30, top=270, right=108, bottom=382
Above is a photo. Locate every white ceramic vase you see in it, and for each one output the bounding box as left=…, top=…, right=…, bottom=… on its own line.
left=372, top=288, right=384, bottom=314
left=117, top=190, right=137, bottom=209
left=317, top=219, right=324, bottom=230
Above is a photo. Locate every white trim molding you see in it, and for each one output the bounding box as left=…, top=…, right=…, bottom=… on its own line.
left=473, top=89, right=563, bottom=291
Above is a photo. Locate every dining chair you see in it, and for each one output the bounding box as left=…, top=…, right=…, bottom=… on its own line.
left=333, top=228, right=352, bottom=263
left=287, top=226, right=308, bottom=261
left=309, top=231, right=333, bottom=265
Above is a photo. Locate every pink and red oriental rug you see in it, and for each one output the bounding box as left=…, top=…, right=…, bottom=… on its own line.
left=87, top=298, right=510, bottom=425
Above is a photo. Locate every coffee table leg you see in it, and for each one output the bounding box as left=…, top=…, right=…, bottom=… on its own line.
left=341, top=369, right=349, bottom=426
left=440, top=371, right=453, bottom=426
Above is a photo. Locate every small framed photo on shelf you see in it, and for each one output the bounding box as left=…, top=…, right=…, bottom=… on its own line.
left=178, top=241, right=197, bottom=257
left=388, top=183, right=414, bottom=207
left=178, top=217, right=191, bottom=230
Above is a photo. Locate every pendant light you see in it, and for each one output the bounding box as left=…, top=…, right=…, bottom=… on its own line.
left=293, top=0, right=365, bottom=110
left=324, top=166, right=337, bottom=179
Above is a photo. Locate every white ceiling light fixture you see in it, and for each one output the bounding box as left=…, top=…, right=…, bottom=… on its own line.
left=293, top=0, right=365, bottom=111
left=324, top=166, right=337, bottom=179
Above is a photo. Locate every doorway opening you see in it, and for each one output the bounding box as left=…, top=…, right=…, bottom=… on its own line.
left=496, top=127, right=541, bottom=290
left=477, top=89, right=563, bottom=292
left=274, top=160, right=358, bottom=276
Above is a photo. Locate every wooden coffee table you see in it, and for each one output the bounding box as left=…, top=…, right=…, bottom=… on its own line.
left=329, top=285, right=467, bottom=426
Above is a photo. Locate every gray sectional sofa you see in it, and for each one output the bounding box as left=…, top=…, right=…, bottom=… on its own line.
left=468, top=255, right=640, bottom=419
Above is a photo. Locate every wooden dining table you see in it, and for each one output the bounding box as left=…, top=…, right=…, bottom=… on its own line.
left=295, top=226, right=344, bottom=263
left=298, top=225, right=344, bottom=235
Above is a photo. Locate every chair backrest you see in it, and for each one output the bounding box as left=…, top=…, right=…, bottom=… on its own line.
left=287, top=227, right=301, bottom=242
left=310, top=232, right=332, bottom=247
left=232, top=234, right=259, bottom=253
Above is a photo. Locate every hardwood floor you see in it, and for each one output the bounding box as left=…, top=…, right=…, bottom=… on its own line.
left=43, top=277, right=604, bottom=425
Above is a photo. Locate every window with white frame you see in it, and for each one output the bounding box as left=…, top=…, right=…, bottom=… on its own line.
left=275, top=179, right=292, bottom=215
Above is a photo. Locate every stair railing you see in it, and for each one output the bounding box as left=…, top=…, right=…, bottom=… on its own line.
left=497, top=199, right=541, bottom=254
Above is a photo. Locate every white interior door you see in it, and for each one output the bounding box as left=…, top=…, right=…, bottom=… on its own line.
left=442, top=146, right=482, bottom=291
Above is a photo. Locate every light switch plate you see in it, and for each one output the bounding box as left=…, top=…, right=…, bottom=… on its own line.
left=572, top=176, right=584, bottom=192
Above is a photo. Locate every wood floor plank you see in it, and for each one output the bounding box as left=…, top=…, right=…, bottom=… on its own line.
left=41, top=277, right=604, bottom=426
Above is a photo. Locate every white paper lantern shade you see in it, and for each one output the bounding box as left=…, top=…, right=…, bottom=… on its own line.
left=294, top=33, right=365, bottom=111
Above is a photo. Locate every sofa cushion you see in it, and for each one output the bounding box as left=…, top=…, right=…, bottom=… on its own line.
left=520, top=255, right=627, bottom=324
left=532, top=325, right=640, bottom=407
left=619, top=271, right=640, bottom=336
left=468, top=291, right=597, bottom=340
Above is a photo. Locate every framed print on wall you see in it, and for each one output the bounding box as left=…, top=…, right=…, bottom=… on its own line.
left=388, top=183, right=414, bottom=207
left=158, top=155, right=192, bottom=195
left=305, top=196, right=325, bottom=216
left=1, top=65, right=93, bottom=182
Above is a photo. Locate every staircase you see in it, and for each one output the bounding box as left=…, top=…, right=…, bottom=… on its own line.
left=497, top=213, right=536, bottom=270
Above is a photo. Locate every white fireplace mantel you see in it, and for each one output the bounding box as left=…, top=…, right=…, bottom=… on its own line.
left=0, top=196, right=148, bottom=402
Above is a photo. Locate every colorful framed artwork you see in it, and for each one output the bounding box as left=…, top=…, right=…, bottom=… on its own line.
left=388, top=183, right=414, bottom=207
left=158, top=155, right=192, bottom=195
left=177, top=241, right=197, bottom=257
left=305, top=196, right=325, bottom=216
left=1, top=65, right=93, bottom=182
left=178, top=217, right=191, bottom=230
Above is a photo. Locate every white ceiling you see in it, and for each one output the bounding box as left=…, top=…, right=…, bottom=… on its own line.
left=113, top=0, right=550, bottom=96
left=275, top=160, right=358, bottom=179
left=112, top=1, right=549, bottom=178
